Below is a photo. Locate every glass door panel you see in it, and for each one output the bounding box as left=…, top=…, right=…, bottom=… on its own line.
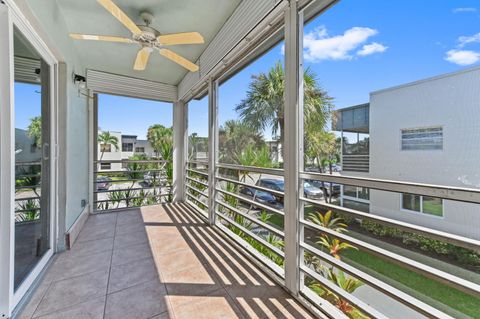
left=13, top=26, right=51, bottom=291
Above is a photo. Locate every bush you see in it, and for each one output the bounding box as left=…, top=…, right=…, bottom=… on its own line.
left=360, top=219, right=480, bottom=269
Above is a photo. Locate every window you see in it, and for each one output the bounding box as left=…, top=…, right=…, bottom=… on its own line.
left=122, top=143, right=133, bottom=152
left=344, top=185, right=370, bottom=200
left=401, top=127, right=443, bottom=151
left=100, top=143, right=111, bottom=152
left=402, top=193, right=443, bottom=216
left=135, top=147, right=145, bottom=153
left=100, top=162, right=111, bottom=170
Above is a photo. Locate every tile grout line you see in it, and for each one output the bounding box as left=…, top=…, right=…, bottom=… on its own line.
left=29, top=278, right=54, bottom=318
left=103, top=212, right=118, bottom=319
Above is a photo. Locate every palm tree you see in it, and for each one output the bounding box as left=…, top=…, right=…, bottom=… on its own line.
left=27, top=116, right=42, bottom=147
left=219, top=120, right=265, bottom=164
left=97, top=131, right=119, bottom=160
left=147, top=124, right=173, bottom=157
left=235, top=61, right=333, bottom=158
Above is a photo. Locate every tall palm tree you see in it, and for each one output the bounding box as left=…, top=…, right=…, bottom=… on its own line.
left=235, top=61, right=333, bottom=158
left=219, top=120, right=265, bottom=163
left=27, top=116, right=42, bottom=147
left=147, top=124, right=173, bottom=157
left=97, top=131, right=119, bottom=160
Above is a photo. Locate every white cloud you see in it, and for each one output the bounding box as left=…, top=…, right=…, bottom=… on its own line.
left=303, top=26, right=386, bottom=62
left=458, top=32, right=480, bottom=47
left=445, top=49, right=480, bottom=65
left=357, top=42, right=388, bottom=56
left=453, top=7, right=477, bottom=13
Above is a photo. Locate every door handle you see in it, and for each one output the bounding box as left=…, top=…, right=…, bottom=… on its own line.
left=43, top=142, right=50, bottom=160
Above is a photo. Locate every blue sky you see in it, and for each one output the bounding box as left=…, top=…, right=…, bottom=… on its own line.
left=15, top=0, right=480, bottom=140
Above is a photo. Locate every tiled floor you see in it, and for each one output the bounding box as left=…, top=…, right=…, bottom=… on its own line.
left=17, top=203, right=316, bottom=319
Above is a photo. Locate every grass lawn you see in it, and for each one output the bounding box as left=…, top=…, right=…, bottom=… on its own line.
left=342, top=249, right=480, bottom=318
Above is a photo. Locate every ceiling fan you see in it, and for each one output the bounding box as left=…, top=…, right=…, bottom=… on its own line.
left=69, top=0, right=204, bottom=72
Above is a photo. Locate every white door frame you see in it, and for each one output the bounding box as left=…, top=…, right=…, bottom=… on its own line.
left=0, top=0, right=59, bottom=316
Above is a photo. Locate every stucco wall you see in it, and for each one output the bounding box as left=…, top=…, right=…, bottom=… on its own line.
left=369, top=67, right=480, bottom=239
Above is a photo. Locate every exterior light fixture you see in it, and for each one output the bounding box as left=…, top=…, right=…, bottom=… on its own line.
left=73, top=73, right=86, bottom=89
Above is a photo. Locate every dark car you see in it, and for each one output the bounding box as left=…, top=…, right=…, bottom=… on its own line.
left=238, top=186, right=281, bottom=209
left=306, top=179, right=341, bottom=197
left=96, top=176, right=111, bottom=191
left=256, top=178, right=323, bottom=201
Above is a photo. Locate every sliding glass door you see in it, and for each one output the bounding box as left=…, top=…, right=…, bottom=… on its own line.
left=0, top=3, right=56, bottom=316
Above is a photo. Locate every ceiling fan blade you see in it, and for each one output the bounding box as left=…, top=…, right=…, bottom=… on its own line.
left=158, top=49, right=199, bottom=72
left=157, top=32, right=204, bottom=45
left=97, top=0, right=141, bottom=35
left=134, top=47, right=151, bottom=71
left=70, top=33, right=133, bottom=43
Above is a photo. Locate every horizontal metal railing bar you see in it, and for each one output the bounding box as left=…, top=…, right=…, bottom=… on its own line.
left=186, top=160, right=209, bottom=166
left=215, top=199, right=285, bottom=237
left=15, top=208, right=41, bottom=213
left=216, top=175, right=285, bottom=197
left=15, top=196, right=41, bottom=201
left=215, top=187, right=285, bottom=217
left=300, top=219, right=480, bottom=297
left=94, top=178, right=160, bottom=184
left=94, top=160, right=168, bottom=164
left=299, top=171, right=480, bottom=204
left=342, top=154, right=370, bottom=157
left=215, top=210, right=285, bottom=258
left=94, top=193, right=170, bottom=204
left=216, top=163, right=284, bottom=176
left=185, top=199, right=209, bottom=217
left=94, top=186, right=168, bottom=194
left=186, top=168, right=209, bottom=177
left=15, top=185, right=41, bottom=190
left=300, top=265, right=388, bottom=319
left=94, top=169, right=165, bottom=174
left=300, top=242, right=454, bottom=319
left=185, top=176, right=209, bottom=188
left=301, top=197, right=480, bottom=251
left=15, top=174, right=41, bottom=178
left=185, top=194, right=209, bottom=209
left=186, top=184, right=209, bottom=198
left=15, top=161, right=41, bottom=166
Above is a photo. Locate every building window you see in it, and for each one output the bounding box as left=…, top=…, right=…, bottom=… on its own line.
left=401, top=193, right=443, bottom=216
left=344, top=185, right=370, bottom=200
left=401, top=126, right=443, bottom=151
left=100, top=162, right=111, bottom=170
left=122, top=143, right=133, bottom=152
left=100, top=143, right=111, bottom=152
left=135, top=147, right=145, bottom=153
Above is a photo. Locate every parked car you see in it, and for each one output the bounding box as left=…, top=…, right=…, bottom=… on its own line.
left=238, top=186, right=282, bottom=209
left=256, top=178, right=324, bottom=201
left=306, top=179, right=341, bottom=197
left=144, top=172, right=167, bottom=187
left=96, top=176, right=111, bottom=191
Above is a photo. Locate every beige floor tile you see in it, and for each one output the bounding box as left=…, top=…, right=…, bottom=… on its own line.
left=34, top=269, right=109, bottom=317
left=84, top=213, right=117, bottom=228
left=113, top=229, right=148, bottom=249
left=34, top=296, right=105, bottom=319
left=44, top=250, right=111, bottom=282
left=111, top=241, right=153, bottom=266
left=154, top=249, right=204, bottom=277
left=148, top=229, right=191, bottom=255
left=268, top=301, right=316, bottom=319
left=17, top=279, right=52, bottom=319
left=163, top=263, right=222, bottom=299
left=105, top=280, right=169, bottom=319
left=69, top=237, right=114, bottom=257
left=108, top=257, right=160, bottom=293
left=115, top=220, right=146, bottom=236
left=141, top=207, right=174, bottom=224
left=115, top=209, right=143, bottom=226
left=76, top=222, right=115, bottom=243
left=169, top=288, right=244, bottom=319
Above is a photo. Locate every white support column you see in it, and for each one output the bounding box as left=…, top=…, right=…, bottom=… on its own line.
left=283, top=0, right=303, bottom=295
left=207, top=79, right=218, bottom=225
left=173, top=100, right=188, bottom=202
left=0, top=3, right=14, bottom=316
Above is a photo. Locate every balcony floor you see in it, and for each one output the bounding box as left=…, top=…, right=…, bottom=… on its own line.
left=18, top=203, right=315, bottom=319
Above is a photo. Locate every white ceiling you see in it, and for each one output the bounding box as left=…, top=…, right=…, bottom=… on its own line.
left=55, top=0, right=241, bottom=85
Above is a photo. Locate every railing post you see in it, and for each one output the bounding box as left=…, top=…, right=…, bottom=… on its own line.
left=284, top=0, right=303, bottom=295
left=207, top=79, right=218, bottom=225
left=173, top=100, right=187, bottom=202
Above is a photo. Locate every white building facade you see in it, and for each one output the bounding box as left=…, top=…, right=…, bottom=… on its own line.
left=338, top=66, right=480, bottom=240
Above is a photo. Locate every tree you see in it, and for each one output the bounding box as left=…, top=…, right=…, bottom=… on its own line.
left=27, top=116, right=42, bottom=147
left=235, top=61, right=333, bottom=158
left=147, top=124, right=173, bottom=157
left=219, top=120, right=265, bottom=164
left=97, top=131, right=119, bottom=160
